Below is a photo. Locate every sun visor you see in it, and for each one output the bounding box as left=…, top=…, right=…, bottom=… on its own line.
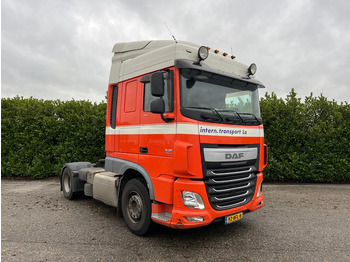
left=175, top=59, right=265, bottom=88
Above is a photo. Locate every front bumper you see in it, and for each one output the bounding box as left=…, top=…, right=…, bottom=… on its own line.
left=151, top=172, right=264, bottom=229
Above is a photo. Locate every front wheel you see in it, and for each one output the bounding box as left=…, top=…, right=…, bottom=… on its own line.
left=121, top=179, right=152, bottom=236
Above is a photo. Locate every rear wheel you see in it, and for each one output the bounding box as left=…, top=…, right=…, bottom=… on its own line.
left=121, top=179, right=152, bottom=236
left=62, top=168, right=77, bottom=200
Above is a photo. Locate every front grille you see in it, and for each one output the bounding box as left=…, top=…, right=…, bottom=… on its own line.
left=202, top=144, right=259, bottom=211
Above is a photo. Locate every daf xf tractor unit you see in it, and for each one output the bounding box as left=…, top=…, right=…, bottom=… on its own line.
left=61, top=40, right=268, bottom=236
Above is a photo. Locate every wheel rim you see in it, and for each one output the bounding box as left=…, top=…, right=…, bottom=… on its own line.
left=127, top=192, right=143, bottom=223
left=63, top=172, right=71, bottom=193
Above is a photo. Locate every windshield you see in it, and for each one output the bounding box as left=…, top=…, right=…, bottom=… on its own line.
left=180, top=69, right=262, bottom=125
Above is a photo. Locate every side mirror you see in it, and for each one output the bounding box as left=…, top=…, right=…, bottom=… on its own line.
left=150, top=98, right=165, bottom=114
left=151, top=71, right=164, bottom=97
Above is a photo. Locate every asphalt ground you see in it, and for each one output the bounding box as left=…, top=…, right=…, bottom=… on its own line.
left=1, top=179, right=350, bottom=262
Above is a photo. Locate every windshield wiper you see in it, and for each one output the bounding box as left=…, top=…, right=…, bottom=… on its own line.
left=216, top=109, right=262, bottom=125
left=216, top=109, right=244, bottom=123
left=186, top=106, right=223, bottom=122
left=239, top=112, right=263, bottom=124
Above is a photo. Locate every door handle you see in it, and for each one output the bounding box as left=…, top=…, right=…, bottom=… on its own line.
left=140, top=147, right=148, bottom=154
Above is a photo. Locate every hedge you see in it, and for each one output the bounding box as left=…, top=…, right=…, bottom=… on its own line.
left=260, top=89, right=350, bottom=182
left=1, top=97, right=106, bottom=178
left=1, top=91, right=350, bottom=182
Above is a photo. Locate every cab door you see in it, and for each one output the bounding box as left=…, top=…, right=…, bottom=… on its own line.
left=139, top=70, right=176, bottom=156
left=118, top=79, right=141, bottom=156
left=139, top=70, right=177, bottom=203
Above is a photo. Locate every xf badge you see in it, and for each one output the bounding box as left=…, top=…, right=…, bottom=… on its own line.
left=164, top=149, right=173, bottom=155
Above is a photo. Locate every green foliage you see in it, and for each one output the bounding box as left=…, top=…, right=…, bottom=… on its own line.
left=1, top=97, right=106, bottom=178
left=260, top=89, right=350, bottom=182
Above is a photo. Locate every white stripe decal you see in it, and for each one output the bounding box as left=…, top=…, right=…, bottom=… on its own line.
left=106, top=124, right=177, bottom=135
left=106, top=126, right=116, bottom=135
left=177, top=123, right=198, bottom=135
left=140, top=124, right=176, bottom=135
left=106, top=123, right=263, bottom=137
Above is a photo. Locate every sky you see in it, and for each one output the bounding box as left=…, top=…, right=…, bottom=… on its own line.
left=1, top=0, right=350, bottom=103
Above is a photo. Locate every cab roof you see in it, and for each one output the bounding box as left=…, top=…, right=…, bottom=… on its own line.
left=109, top=40, right=255, bottom=85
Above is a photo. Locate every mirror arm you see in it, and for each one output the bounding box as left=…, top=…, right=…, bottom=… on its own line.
left=161, top=114, right=170, bottom=123
left=161, top=113, right=175, bottom=123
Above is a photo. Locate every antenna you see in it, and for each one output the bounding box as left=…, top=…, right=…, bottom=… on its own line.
left=164, top=22, right=178, bottom=43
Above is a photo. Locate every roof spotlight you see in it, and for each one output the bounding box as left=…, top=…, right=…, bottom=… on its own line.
left=198, top=46, right=209, bottom=61
left=248, top=63, right=257, bottom=76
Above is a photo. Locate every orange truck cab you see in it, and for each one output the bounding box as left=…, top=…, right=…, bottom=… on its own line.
left=60, top=40, right=267, bottom=236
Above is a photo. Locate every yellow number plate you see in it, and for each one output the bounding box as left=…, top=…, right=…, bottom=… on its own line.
left=225, top=212, right=243, bottom=224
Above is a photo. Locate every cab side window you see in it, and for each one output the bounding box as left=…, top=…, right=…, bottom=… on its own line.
left=110, top=85, right=118, bottom=128
left=143, top=71, right=174, bottom=112
left=143, top=82, right=158, bottom=112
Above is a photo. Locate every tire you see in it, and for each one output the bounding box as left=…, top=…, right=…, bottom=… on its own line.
left=61, top=168, right=77, bottom=200
left=121, top=179, right=152, bottom=236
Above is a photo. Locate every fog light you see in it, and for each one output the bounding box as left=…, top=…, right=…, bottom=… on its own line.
left=181, top=191, right=205, bottom=209
left=151, top=212, right=171, bottom=222
left=186, top=216, right=204, bottom=222
left=198, top=46, right=209, bottom=61
left=257, top=180, right=263, bottom=197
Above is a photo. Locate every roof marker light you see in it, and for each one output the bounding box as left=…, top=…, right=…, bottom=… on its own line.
left=214, top=49, right=219, bottom=54
left=231, top=55, right=236, bottom=59
left=223, top=53, right=228, bottom=56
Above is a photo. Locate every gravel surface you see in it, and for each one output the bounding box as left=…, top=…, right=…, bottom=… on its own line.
left=2, top=179, right=350, bottom=261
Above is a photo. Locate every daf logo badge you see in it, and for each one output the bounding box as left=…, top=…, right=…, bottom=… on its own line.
left=225, top=153, right=244, bottom=159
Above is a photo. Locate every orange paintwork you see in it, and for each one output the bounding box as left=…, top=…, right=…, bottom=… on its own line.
left=105, top=67, right=266, bottom=228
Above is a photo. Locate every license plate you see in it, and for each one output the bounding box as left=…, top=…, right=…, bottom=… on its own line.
left=225, top=212, right=243, bottom=224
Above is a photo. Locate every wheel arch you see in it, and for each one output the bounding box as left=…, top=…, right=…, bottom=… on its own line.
left=60, top=162, right=92, bottom=192
left=105, top=156, right=155, bottom=200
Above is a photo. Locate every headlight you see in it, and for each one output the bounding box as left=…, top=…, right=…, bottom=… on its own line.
left=181, top=191, right=205, bottom=209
